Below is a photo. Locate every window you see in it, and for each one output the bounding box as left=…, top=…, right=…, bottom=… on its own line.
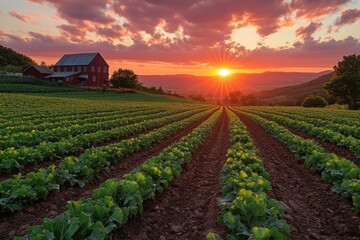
left=72, top=66, right=75, bottom=72
left=65, top=77, right=69, bottom=81
left=103, top=67, right=107, bottom=73
left=98, top=66, right=101, bottom=73
left=84, top=66, right=87, bottom=72
left=64, top=67, right=67, bottom=72
left=91, top=66, right=95, bottom=72
left=77, top=66, right=81, bottom=71
left=92, top=75, right=96, bottom=82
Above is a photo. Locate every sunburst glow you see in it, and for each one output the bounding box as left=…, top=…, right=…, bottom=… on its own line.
left=217, top=68, right=231, bottom=77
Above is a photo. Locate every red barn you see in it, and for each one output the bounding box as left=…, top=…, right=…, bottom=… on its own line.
left=23, top=65, right=54, bottom=79
left=46, top=52, right=109, bottom=87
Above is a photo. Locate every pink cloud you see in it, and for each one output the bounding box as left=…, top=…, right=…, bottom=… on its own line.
left=335, top=9, right=360, bottom=26
left=8, top=11, right=33, bottom=23
left=290, top=0, right=351, bottom=19
left=295, top=22, right=322, bottom=39
left=1, top=29, right=359, bottom=70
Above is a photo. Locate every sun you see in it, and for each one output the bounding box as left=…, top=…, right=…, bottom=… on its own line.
left=217, top=68, right=231, bottom=77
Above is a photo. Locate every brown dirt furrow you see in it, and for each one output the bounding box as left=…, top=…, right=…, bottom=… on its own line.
left=283, top=126, right=360, bottom=167
left=0, top=128, right=156, bottom=182
left=237, top=113, right=360, bottom=240
left=0, top=113, right=213, bottom=240
left=113, top=110, right=230, bottom=240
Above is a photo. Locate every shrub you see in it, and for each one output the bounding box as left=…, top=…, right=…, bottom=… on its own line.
left=302, top=96, right=328, bottom=108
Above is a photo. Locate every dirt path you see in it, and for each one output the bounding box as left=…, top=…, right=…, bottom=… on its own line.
left=113, top=110, right=230, bottom=240
left=237, top=113, right=360, bottom=240
left=284, top=126, right=360, bottom=167
left=0, top=113, right=213, bottom=240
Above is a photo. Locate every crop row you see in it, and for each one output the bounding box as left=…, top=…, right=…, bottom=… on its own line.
left=261, top=107, right=360, bottom=127
left=249, top=108, right=360, bottom=139
left=0, top=108, right=178, bottom=149
left=0, top=106, right=152, bottom=130
left=240, top=108, right=360, bottom=158
left=0, top=107, right=216, bottom=213
left=235, top=109, right=360, bottom=212
left=0, top=107, right=211, bottom=173
left=0, top=107, right=151, bottom=135
left=15, top=108, right=221, bottom=239
left=208, top=109, right=289, bottom=240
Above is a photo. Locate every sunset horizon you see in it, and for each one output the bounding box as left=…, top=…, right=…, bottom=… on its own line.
left=1, top=0, right=359, bottom=76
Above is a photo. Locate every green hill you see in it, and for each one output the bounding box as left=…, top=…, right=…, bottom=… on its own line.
left=0, top=44, right=36, bottom=72
left=256, top=73, right=333, bottom=105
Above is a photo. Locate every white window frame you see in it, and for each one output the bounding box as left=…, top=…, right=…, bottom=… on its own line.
left=92, top=75, right=96, bottom=82
left=91, top=66, right=95, bottom=72
left=77, top=66, right=81, bottom=71
left=103, top=67, right=107, bottom=73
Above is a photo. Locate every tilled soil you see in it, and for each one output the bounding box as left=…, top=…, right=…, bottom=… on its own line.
left=238, top=113, right=360, bottom=240
left=0, top=113, right=213, bottom=240
left=113, top=110, right=230, bottom=240
left=284, top=126, right=360, bottom=167
left=0, top=109, right=211, bottom=182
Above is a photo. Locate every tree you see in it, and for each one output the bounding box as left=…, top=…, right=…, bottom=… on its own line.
left=302, top=96, right=328, bottom=108
left=241, top=94, right=258, bottom=106
left=228, top=91, right=242, bottom=104
left=324, top=54, right=360, bottom=109
left=110, top=68, right=140, bottom=89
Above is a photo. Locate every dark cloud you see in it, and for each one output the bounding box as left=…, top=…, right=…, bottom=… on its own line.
left=290, top=0, right=350, bottom=19
left=28, top=0, right=113, bottom=24
left=295, top=22, right=322, bottom=39
left=335, top=8, right=360, bottom=26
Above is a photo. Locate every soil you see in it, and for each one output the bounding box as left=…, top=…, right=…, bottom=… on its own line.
left=283, top=126, right=360, bottom=167
left=237, top=113, right=360, bottom=240
left=113, top=109, right=230, bottom=240
left=0, top=112, right=213, bottom=240
left=0, top=109, right=211, bottom=182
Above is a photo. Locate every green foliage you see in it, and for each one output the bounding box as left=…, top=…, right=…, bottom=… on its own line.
left=236, top=108, right=360, bottom=212
left=324, top=54, right=360, bottom=110
left=302, top=96, right=328, bottom=108
left=0, top=108, right=215, bottom=213
left=17, top=109, right=221, bottom=239
left=0, top=44, right=36, bottom=68
left=0, top=76, right=83, bottom=93
left=110, top=68, right=140, bottom=89
left=215, top=109, right=289, bottom=240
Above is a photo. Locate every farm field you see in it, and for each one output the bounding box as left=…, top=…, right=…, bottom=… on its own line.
left=0, top=89, right=360, bottom=239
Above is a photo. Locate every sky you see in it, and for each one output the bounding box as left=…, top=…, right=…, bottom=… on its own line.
left=0, top=0, right=359, bottom=75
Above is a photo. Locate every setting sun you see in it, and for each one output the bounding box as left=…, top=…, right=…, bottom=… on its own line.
left=218, top=68, right=231, bottom=77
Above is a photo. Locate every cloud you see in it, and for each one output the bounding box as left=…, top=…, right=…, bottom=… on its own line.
left=290, top=0, right=351, bottom=19
left=27, top=0, right=114, bottom=24
left=1, top=29, right=359, bottom=70
left=8, top=11, right=33, bottom=23
left=295, top=22, right=322, bottom=39
left=335, top=8, right=360, bottom=26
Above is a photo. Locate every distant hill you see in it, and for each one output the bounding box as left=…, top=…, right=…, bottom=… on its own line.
left=139, top=71, right=332, bottom=100
left=255, top=72, right=334, bottom=105
left=0, top=44, right=36, bottom=71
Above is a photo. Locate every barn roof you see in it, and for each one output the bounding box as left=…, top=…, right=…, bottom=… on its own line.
left=54, top=53, right=99, bottom=66
left=45, top=71, right=80, bottom=78
left=23, top=65, right=53, bottom=74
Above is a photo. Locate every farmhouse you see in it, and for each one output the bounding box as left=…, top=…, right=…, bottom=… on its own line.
left=23, top=65, right=53, bottom=79
left=46, top=52, right=109, bottom=87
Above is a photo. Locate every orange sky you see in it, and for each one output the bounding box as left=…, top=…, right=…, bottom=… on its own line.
left=0, top=0, right=359, bottom=75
